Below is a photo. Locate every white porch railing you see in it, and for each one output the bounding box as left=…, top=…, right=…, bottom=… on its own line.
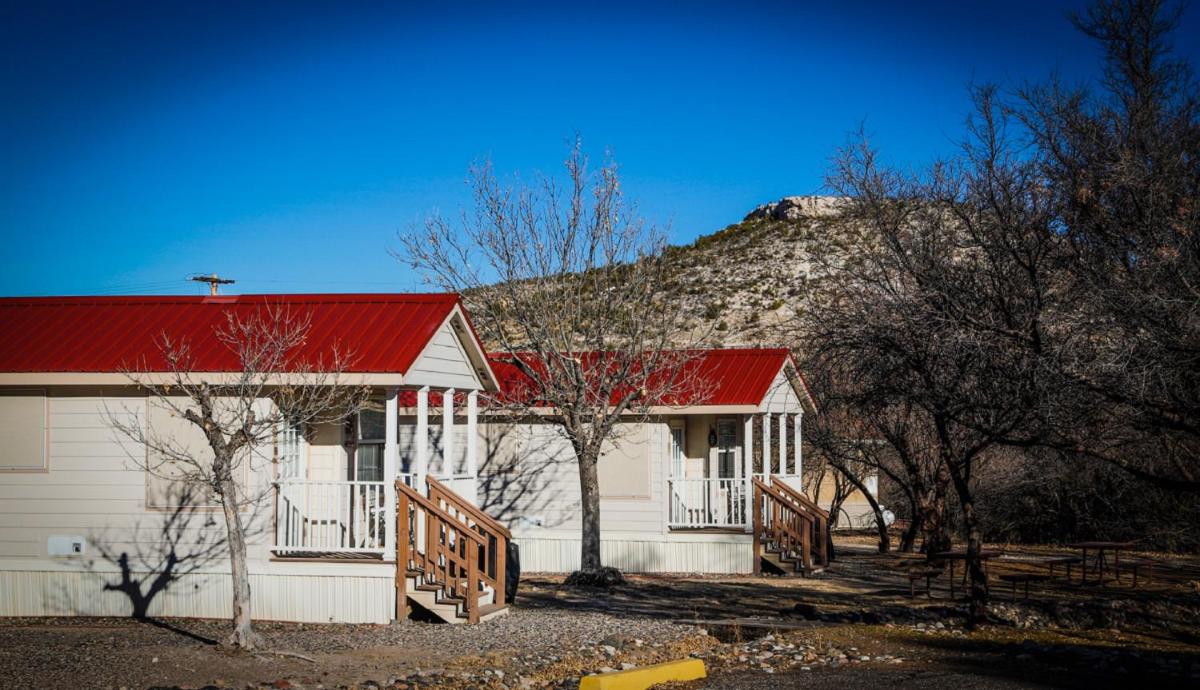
left=274, top=480, right=388, bottom=553
left=668, top=477, right=747, bottom=528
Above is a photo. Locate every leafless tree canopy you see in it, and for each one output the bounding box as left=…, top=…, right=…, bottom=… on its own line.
left=795, top=0, right=1198, bottom=622
left=107, top=305, right=369, bottom=648
left=399, top=141, right=712, bottom=575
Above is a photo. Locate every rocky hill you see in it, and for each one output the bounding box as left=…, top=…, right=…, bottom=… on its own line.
left=658, top=195, right=847, bottom=347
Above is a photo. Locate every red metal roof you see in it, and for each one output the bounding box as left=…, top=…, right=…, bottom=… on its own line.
left=0, top=294, right=462, bottom=374
left=486, top=348, right=799, bottom=407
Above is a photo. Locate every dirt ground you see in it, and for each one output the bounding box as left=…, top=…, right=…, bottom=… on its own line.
left=3, top=539, right=1199, bottom=689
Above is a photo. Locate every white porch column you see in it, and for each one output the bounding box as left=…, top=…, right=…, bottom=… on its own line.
left=416, top=386, right=429, bottom=493
left=742, top=414, right=753, bottom=533
left=441, top=388, right=455, bottom=479
left=384, top=387, right=398, bottom=561
left=794, top=411, right=803, bottom=481
left=466, top=390, right=479, bottom=504
left=778, top=413, right=788, bottom=476
left=762, top=412, right=772, bottom=480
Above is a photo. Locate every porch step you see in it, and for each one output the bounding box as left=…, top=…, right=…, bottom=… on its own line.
left=458, top=603, right=509, bottom=622
left=403, top=573, right=504, bottom=625
left=760, top=546, right=821, bottom=578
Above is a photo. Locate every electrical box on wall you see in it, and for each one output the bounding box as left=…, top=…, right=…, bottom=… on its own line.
left=47, top=535, right=85, bottom=557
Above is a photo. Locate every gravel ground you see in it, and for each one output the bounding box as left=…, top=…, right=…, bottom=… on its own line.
left=0, top=610, right=708, bottom=690
left=5, top=544, right=1199, bottom=690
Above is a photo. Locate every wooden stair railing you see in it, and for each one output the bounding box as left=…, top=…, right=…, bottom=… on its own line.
left=753, top=478, right=816, bottom=576
left=395, top=480, right=491, bottom=623
left=427, top=476, right=511, bottom=607
left=769, top=478, right=830, bottom=566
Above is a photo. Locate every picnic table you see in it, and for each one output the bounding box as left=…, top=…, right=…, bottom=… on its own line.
left=930, top=549, right=1004, bottom=598
left=1068, top=541, right=1139, bottom=583
left=998, top=554, right=1083, bottom=581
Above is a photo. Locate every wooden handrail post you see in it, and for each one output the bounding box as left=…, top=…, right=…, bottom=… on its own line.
left=800, top=514, right=813, bottom=573
left=395, top=485, right=410, bottom=621
left=468, top=539, right=481, bottom=623
left=753, top=481, right=763, bottom=575
left=496, top=534, right=507, bottom=607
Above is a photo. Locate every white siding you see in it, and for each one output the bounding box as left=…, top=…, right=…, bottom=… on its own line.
left=761, top=367, right=806, bottom=414
left=515, top=532, right=754, bottom=574
left=473, top=420, right=667, bottom=536
left=0, top=567, right=393, bottom=623
left=404, top=319, right=483, bottom=390
left=0, top=391, right=392, bottom=624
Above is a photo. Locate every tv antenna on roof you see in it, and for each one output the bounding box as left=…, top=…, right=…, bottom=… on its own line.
left=190, top=273, right=235, bottom=296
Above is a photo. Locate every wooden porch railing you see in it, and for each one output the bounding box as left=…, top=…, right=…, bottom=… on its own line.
left=753, top=477, right=817, bottom=575
left=395, top=477, right=510, bottom=623
left=395, top=480, right=489, bottom=623
left=427, top=476, right=511, bottom=607
left=769, top=477, right=830, bottom=566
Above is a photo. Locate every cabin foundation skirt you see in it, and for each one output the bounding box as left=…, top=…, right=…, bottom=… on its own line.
left=513, top=532, right=755, bottom=575
left=0, top=563, right=395, bottom=624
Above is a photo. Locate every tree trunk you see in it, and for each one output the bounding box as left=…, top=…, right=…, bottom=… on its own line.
left=947, top=465, right=989, bottom=625
left=577, top=446, right=603, bottom=574
left=219, top=478, right=260, bottom=650
left=825, top=493, right=847, bottom=562
left=899, top=508, right=923, bottom=552
left=918, top=474, right=952, bottom=556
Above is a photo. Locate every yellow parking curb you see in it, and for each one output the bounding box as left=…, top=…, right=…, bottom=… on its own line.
left=579, top=658, right=707, bottom=690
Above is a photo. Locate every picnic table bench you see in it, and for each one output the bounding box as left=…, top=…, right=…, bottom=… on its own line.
left=1069, top=541, right=1139, bottom=583
left=930, top=549, right=1004, bottom=598
left=997, top=554, right=1083, bottom=581
left=997, top=572, right=1053, bottom=600
left=904, top=567, right=943, bottom=598
left=1124, top=557, right=1157, bottom=588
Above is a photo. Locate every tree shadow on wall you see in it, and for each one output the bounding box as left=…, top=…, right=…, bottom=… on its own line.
left=473, top=422, right=574, bottom=531
left=80, top=485, right=238, bottom=644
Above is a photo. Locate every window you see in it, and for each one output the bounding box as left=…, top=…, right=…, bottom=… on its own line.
left=277, top=421, right=306, bottom=480
left=0, top=390, right=47, bottom=472
left=598, top=423, right=651, bottom=498
left=669, top=423, right=685, bottom=479
left=354, top=406, right=385, bottom=482
left=716, top=419, right=737, bottom=479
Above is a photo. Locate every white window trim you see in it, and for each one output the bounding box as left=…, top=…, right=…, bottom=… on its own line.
left=0, top=388, right=48, bottom=473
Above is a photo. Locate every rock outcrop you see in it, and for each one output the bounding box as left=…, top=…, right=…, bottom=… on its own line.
left=744, top=195, right=846, bottom=222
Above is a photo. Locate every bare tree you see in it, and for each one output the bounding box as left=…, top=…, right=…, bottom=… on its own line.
left=399, top=141, right=711, bottom=580
left=107, top=305, right=369, bottom=649
left=1017, top=0, right=1200, bottom=491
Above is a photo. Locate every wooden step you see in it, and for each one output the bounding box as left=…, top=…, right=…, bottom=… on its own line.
left=436, top=590, right=491, bottom=606
left=457, top=603, right=508, bottom=621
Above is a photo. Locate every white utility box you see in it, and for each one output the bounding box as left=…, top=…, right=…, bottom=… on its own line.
left=47, top=535, right=85, bottom=557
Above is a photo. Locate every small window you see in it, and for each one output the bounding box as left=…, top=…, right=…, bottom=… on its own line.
left=717, top=419, right=737, bottom=479
left=0, top=390, right=47, bottom=472
left=669, top=423, right=685, bottom=479
left=353, top=405, right=386, bottom=482
left=599, top=423, right=651, bottom=498
left=277, top=422, right=306, bottom=480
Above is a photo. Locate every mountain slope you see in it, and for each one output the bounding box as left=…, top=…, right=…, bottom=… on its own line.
left=660, top=196, right=845, bottom=346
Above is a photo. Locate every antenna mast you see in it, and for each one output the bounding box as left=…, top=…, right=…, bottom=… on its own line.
left=190, top=273, right=235, bottom=296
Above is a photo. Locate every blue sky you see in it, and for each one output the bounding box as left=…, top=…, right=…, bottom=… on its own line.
left=2, top=1, right=1197, bottom=296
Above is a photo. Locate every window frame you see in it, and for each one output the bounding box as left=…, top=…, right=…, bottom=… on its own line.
left=0, top=389, right=49, bottom=473
left=668, top=420, right=686, bottom=479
